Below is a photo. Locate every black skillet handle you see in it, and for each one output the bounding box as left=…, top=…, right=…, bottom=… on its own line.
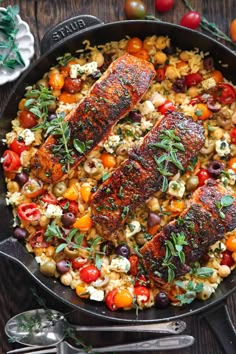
left=40, top=15, right=104, bottom=54
left=201, top=302, right=236, bottom=354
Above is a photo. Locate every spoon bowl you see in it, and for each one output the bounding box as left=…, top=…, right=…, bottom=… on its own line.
left=5, top=308, right=186, bottom=347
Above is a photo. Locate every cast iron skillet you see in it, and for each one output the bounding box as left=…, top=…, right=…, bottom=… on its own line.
left=0, top=16, right=236, bottom=353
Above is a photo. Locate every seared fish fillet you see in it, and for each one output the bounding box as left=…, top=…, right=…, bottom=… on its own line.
left=31, top=53, right=155, bottom=183
left=140, top=180, right=236, bottom=284
left=91, top=111, right=205, bottom=239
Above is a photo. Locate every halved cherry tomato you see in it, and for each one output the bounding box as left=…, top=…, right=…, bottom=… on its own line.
left=17, top=203, right=41, bottom=221
left=155, top=67, right=166, bottom=82
left=220, top=250, right=234, bottom=267
left=105, top=289, right=118, bottom=311
left=226, top=235, right=236, bottom=253
left=59, top=199, right=78, bottom=215
left=185, top=73, right=202, bottom=87
left=158, top=100, right=175, bottom=115
left=180, top=11, right=201, bottom=29
left=194, top=103, right=212, bottom=120
left=134, top=274, right=149, bottom=287
left=134, top=286, right=150, bottom=303
left=126, top=37, right=143, bottom=53
left=100, top=153, right=116, bottom=168
left=71, top=257, right=88, bottom=269
left=19, top=110, right=37, bottom=128
left=22, top=178, right=44, bottom=198
left=10, top=138, right=28, bottom=155
left=2, top=150, right=21, bottom=172
left=48, top=72, right=65, bottom=90
left=213, top=83, right=236, bottom=105
left=211, top=70, right=224, bottom=84
left=196, top=169, right=211, bottom=186
left=79, top=265, right=100, bottom=283
left=40, top=193, right=58, bottom=205
left=230, top=128, right=236, bottom=144
left=28, top=229, right=49, bottom=248
left=129, top=255, right=139, bottom=276
left=59, top=92, right=77, bottom=104
left=228, top=157, right=236, bottom=173
left=63, top=77, right=83, bottom=93
left=133, top=48, right=149, bottom=61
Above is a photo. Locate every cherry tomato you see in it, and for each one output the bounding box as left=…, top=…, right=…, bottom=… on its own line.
left=71, top=257, right=88, bottom=269
left=17, top=203, right=41, bottom=221
left=124, top=0, right=147, bottom=20
left=158, top=100, right=175, bottom=115
left=79, top=265, right=100, bottom=284
left=180, top=11, right=201, bottom=29
left=10, top=138, right=28, bottom=155
left=28, top=229, right=49, bottom=248
left=220, top=250, right=234, bottom=267
left=230, top=128, right=236, bottom=144
left=21, top=178, right=44, bottom=198
left=59, top=199, right=78, bottom=215
left=114, top=289, right=133, bottom=308
left=185, top=73, right=203, bottom=87
left=229, top=157, right=236, bottom=173
left=213, top=83, right=236, bottom=105
left=230, top=18, right=236, bottom=42
left=226, top=235, right=236, bottom=253
left=105, top=289, right=118, bottom=311
left=134, top=286, right=150, bottom=303
left=155, top=0, right=175, bottom=13
left=19, top=110, right=38, bottom=128
left=48, top=72, right=65, bottom=90
left=134, top=274, right=149, bottom=287
left=196, top=169, right=211, bottom=186
left=133, top=48, right=149, bottom=61
left=40, top=193, right=58, bottom=205
left=2, top=150, right=21, bottom=172
left=63, top=77, right=83, bottom=93
left=129, top=255, right=139, bottom=276
left=156, top=67, right=166, bottom=82
left=126, top=37, right=143, bottom=53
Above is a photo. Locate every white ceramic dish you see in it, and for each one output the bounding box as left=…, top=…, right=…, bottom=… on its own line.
left=0, top=7, right=34, bottom=85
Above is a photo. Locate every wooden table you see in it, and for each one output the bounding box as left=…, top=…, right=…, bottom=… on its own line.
left=0, top=1, right=235, bottom=353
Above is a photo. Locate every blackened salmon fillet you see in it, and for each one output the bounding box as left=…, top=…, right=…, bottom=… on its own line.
left=31, top=53, right=155, bottom=183
left=140, top=180, right=236, bottom=284
left=91, top=111, right=205, bottom=239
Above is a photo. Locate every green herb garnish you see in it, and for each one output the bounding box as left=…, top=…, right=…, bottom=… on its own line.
left=25, top=86, right=55, bottom=122
left=175, top=280, right=204, bottom=305
left=215, top=195, right=234, bottom=219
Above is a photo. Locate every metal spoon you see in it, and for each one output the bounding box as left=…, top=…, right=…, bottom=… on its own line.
left=5, top=309, right=186, bottom=347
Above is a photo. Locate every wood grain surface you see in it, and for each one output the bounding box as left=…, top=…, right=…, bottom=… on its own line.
left=0, top=1, right=236, bottom=354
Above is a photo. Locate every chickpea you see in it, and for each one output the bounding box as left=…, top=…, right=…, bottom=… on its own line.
left=34, top=247, right=44, bottom=256
left=60, top=272, right=73, bottom=286
left=39, top=215, right=50, bottom=228
left=186, top=176, right=199, bottom=191
left=174, top=93, right=186, bottom=104
left=90, top=51, right=104, bottom=67
left=218, top=265, right=231, bottom=278
left=187, top=86, right=199, bottom=98
left=156, top=36, right=169, bottom=50
left=208, top=269, right=219, bottom=284
left=40, top=261, right=56, bottom=277
left=179, top=51, right=191, bottom=61
left=52, top=181, right=67, bottom=197
left=154, top=51, right=167, bottom=65
left=165, top=66, right=179, bottom=80
left=45, top=246, right=55, bottom=257
left=197, top=283, right=213, bottom=300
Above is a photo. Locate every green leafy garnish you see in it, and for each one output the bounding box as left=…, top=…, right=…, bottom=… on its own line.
left=0, top=5, right=25, bottom=69
left=24, top=86, right=55, bottom=122
left=215, top=195, right=234, bottom=219
left=175, top=280, right=204, bottom=305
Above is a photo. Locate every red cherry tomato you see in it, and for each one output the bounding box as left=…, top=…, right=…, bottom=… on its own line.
left=71, top=257, right=88, bottom=269
left=105, top=289, right=118, bottom=311
left=124, top=0, right=147, bottom=20
left=59, top=199, right=78, bottom=215
left=213, top=83, right=236, bottom=105
left=196, top=169, right=211, bottom=186
left=220, top=250, right=234, bottom=267
left=63, top=77, right=83, bottom=93
left=155, top=0, right=175, bottom=13
left=17, top=203, right=41, bottom=221
left=185, top=73, right=203, bottom=87
left=28, top=229, right=49, bottom=248
left=2, top=150, right=21, bottom=172
left=158, top=100, right=175, bottom=115
left=134, top=286, right=150, bottom=303
left=10, top=138, right=28, bottom=155
left=230, top=128, right=236, bottom=144
left=156, top=67, right=166, bottom=82
left=129, top=255, right=139, bottom=276
left=180, top=11, right=201, bottom=29
left=40, top=193, right=58, bottom=205
left=134, top=274, right=149, bottom=287
left=79, top=265, right=100, bottom=284
left=19, top=110, right=38, bottom=128
left=21, top=178, right=44, bottom=198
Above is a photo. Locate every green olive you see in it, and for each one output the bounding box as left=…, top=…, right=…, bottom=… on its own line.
left=40, top=261, right=56, bottom=277
left=52, top=181, right=67, bottom=197
left=186, top=176, right=199, bottom=191
left=64, top=246, right=80, bottom=258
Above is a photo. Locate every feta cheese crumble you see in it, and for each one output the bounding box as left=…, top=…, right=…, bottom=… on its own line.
left=45, top=204, right=63, bottom=218
left=167, top=180, right=185, bottom=198
left=215, top=139, right=230, bottom=157
left=70, top=61, right=98, bottom=79
left=110, top=256, right=130, bottom=273
left=87, top=286, right=104, bottom=301
left=19, top=129, right=35, bottom=146
left=125, top=220, right=141, bottom=238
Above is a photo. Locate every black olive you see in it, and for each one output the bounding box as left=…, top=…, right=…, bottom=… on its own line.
left=172, top=78, right=186, bottom=93
left=13, top=226, right=29, bottom=240
left=154, top=292, right=170, bottom=308
left=208, top=160, right=225, bottom=176
left=163, top=46, right=176, bottom=55
left=203, top=56, right=214, bottom=71
left=147, top=213, right=161, bottom=228
left=61, top=212, right=76, bottom=227
left=15, top=172, right=29, bottom=186
left=101, top=241, right=114, bottom=256
left=115, top=243, right=130, bottom=258
left=129, top=110, right=142, bottom=122
left=56, top=260, right=70, bottom=274
left=47, top=113, right=57, bottom=121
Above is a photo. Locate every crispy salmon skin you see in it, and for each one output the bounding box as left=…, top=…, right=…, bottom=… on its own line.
left=30, top=53, right=155, bottom=183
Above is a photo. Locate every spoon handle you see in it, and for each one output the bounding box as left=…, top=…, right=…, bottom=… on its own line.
left=71, top=320, right=186, bottom=334
left=92, top=335, right=194, bottom=352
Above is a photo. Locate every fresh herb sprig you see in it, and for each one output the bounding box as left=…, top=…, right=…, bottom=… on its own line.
left=174, top=280, right=203, bottom=305
left=0, top=5, right=25, bottom=69
left=152, top=129, right=185, bottom=192
left=24, top=86, right=56, bottom=122
left=183, top=0, right=236, bottom=48
left=215, top=195, right=234, bottom=219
